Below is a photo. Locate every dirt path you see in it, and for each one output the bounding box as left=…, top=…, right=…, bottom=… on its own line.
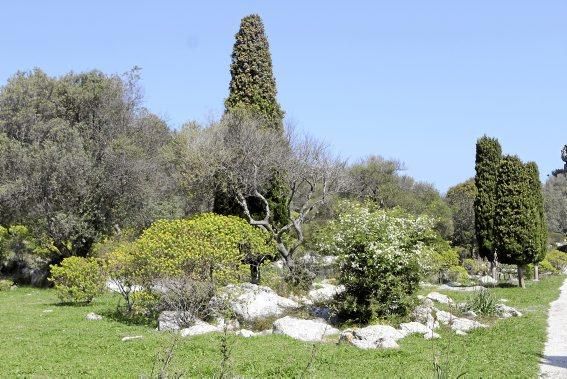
left=540, top=277, right=567, bottom=378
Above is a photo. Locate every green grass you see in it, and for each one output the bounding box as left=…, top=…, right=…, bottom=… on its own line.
left=0, top=275, right=564, bottom=378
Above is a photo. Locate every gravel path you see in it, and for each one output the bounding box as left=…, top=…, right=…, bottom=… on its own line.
left=540, top=277, right=567, bottom=378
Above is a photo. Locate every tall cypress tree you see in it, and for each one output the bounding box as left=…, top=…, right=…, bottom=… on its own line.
left=214, top=14, right=289, bottom=228
left=494, top=155, right=533, bottom=288
left=474, top=136, right=502, bottom=275
left=225, top=14, right=284, bottom=131
left=525, top=161, right=548, bottom=279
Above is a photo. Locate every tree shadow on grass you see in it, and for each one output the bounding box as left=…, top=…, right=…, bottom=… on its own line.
left=98, top=306, right=157, bottom=328
left=496, top=283, right=517, bottom=288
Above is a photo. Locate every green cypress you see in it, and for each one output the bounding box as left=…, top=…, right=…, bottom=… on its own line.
left=525, top=162, right=547, bottom=265
left=225, top=14, right=284, bottom=131
left=494, top=155, right=531, bottom=288
left=474, top=136, right=502, bottom=265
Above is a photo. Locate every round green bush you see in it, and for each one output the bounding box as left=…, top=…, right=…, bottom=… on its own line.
left=49, top=257, right=105, bottom=303
left=447, top=265, right=470, bottom=283
left=546, top=250, right=567, bottom=272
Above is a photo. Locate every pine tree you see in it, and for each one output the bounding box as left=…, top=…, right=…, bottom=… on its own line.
left=225, top=14, right=284, bottom=131
left=474, top=136, right=502, bottom=276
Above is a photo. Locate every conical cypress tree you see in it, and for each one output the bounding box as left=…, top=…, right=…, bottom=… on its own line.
left=494, top=155, right=532, bottom=288
left=525, top=162, right=548, bottom=278
left=474, top=136, right=502, bottom=269
left=215, top=15, right=289, bottom=228
left=225, top=14, right=284, bottom=131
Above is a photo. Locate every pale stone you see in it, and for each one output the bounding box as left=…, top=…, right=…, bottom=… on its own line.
left=272, top=316, right=339, bottom=342
left=427, top=292, right=454, bottom=305
left=86, top=312, right=102, bottom=321
left=180, top=320, right=219, bottom=337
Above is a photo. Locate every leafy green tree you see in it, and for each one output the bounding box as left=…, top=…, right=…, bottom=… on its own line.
left=474, top=136, right=502, bottom=276
left=494, top=156, right=535, bottom=288
left=224, top=14, right=284, bottom=131
left=543, top=174, right=567, bottom=234
left=0, top=69, right=182, bottom=264
left=446, top=178, right=477, bottom=255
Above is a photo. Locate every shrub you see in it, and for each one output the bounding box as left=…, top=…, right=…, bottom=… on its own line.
left=464, top=289, right=497, bottom=316
left=447, top=265, right=470, bottom=284
left=539, top=259, right=559, bottom=275
left=546, top=250, right=567, bottom=272
left=0, top=279, right=14, bottom=291
left=316, top=202, right=439, bottom=323
left=105, top=213, right=275, bottom=313
left=429, top=245, right=460, bottom=282
left=463, top=258, right=488, bottom=275
left=49, top=257, right=105, bottom=303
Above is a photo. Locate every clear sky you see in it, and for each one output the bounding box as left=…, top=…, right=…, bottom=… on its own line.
left=1, top=1, right=565, bottom=192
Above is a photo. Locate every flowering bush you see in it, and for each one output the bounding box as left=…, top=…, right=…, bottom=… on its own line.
left=316, top=201, right=440, bottom=323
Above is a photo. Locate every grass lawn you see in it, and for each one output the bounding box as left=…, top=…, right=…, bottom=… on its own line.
left=0, top=275, right=564, bottom=378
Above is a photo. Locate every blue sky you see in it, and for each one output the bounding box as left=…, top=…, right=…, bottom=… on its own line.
left=1, top=1, right=565, bottom=192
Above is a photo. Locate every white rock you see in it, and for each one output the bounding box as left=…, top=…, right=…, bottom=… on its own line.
left=122, top=335, right=143, bottom=342
left=158, top=311, right=194, bottom=331
left=256, top=329, right=273, bottom=336
left=400, top=322, right=431, bottom=335
left=308, top=283, right=345, bottom=303
left=427, top=292, right=454, bottom=305
left=180, top=320, right=219, bottom=337
left=237, top=329, right=256, bottom=338
left=338, top=330, right=399, bottom=349
left=214, top=318, right=240, bottom=331
left=455, top=330, right=468, bottom=336
left=214, top=283, right=300, bottom=322
left=424, top=330, right=441, bottom=340
left=435, top=310, right=456, bottom=325
left=354, top=324, right=406, bottom=342
left=106, top=280, right=142, bottom=293
left=478, top=275, right=498, bottom=286
left=272, top=316, right=339, bottom=342
left=496, top=304, right=523, bottom=318
left=463, top=310, right=477, bottom=318
left=450, top=318, right=487, bottom=333
left=43, top=309, right=53, bottom=313
left=86, top=312, right=102, bottom=321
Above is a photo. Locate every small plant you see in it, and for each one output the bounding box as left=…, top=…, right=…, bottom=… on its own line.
left=546, top=250, right=567, bottom=272
left=49, top=257, right=105, bottom=304
left=446, top=266, right=470, bottom=284
left=464, top=289, right=497, bottom=316
left=0, top=279, right=14, bottom=291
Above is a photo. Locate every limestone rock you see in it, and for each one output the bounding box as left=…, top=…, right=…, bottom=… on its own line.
left=496, top=304, right=523, bottom=318
left=157, top=311, right=194, bottom=331
left=180, top=320, right=219, bottom=337
left=478, top=275, right=498, bottom=286
left=86, top=312, right=102, bottom=321
left=122, top=335, right=143, bottom=342
left=213, top=283, right=300, bottom=323
left=272, top=316, right=339, bottom=342
left=237, top=329, right=256, bottom=338
left=427, top=292, right=454, bottom=305
left=308, top=283, right=345, bottom=303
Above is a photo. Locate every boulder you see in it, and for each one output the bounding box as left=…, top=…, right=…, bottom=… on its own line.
left=400, top=322, right=432, bottom=335
left=214, top=318, right=240, bottom=331
left=435, top=309, right=456, bottom=325
left=450, top=318, right=487, bottom=333
left=455, top=330, right=467, bottom=336
left=478, top=275, right=498, bottom=286
left=272, top=316, right=339, bottom=342
left=157, top=311, right=194, bottom=331
left=180, top=320, right=219, bottom=337
left=354, top=324, right=406, bottom=342
left=213, top=283, right=300, bottom=322
left=427, top=292, right=454, bottom=305
left=496, top=304, right=523, bottom=318
left=339, top=329, right=400, bottom=349
left=237, top=329, right=256, bottom=338
left=411, top=305, right=439, bottom=330
left=424, top=330, right=441, bottom=340
left=86, top=312, right=102, bottom=321
left=308, top=283, right=345, bottom=303
left=463, top=310, right=477, bottom=318
left=106, top=280, right=143, bottom=294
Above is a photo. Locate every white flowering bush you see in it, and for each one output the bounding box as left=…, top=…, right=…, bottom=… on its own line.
left=316, top=201, right=440, bottom=323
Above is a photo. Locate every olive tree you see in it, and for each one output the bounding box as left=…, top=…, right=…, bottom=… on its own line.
left=185, top=114, right=349, bottom=269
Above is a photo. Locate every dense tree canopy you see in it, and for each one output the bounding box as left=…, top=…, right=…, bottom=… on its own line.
left=445, top=178, right=477, bottom=254
left=0, top=69, right=183, bottom=260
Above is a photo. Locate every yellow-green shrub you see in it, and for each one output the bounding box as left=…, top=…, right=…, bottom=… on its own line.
left=49, top=257, right=105, bottom=303
left=106, top=213, right=275, bottom=288
left=546, top=250, right=567, bottom=272
left=463, top=258, right=488, bottom=275
left=447, top=265, right=470, bottom=283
